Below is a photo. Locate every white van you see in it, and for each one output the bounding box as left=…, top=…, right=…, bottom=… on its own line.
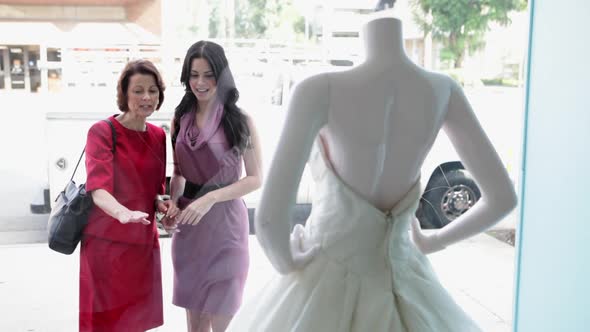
left=41, top=84, right=520, bottom=234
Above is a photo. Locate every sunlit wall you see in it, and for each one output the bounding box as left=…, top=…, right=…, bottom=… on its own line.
left=515, top=1, right=590, bottom=331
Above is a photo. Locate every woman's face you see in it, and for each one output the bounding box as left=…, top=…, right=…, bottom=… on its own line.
left=127, top=73, right=159, bottom=117
left=189, top=57, right=217, bottom=104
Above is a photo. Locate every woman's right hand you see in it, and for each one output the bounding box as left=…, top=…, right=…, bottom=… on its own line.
left=161, top=215, right=180, bottom=234
left=115, top=209, right=151, bottom=225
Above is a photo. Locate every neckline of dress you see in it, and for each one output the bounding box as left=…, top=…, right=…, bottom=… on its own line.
left=111, top=114, right=149, bottom=134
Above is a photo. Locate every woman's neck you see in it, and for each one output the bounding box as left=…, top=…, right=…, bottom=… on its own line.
left=195, top=100, right=221, bottom=128
left=197, top=99, right=220, bottom=117
left=117, top=112, right=147, bottom=131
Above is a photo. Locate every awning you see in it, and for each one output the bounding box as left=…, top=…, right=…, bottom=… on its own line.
left=0, top=22, right=62, bottom=45
left=0, top=21, right=160, bottom=47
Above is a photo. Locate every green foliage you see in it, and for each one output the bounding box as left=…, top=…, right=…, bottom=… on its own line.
left=235, top=0, right=268, bottom=38
left=209, top=1, right=220, bottom=38
left=411, top=0, right=527, bottom=68
left=293, top=15, right=305, bottom=36
left=210, top=0, right=306, bottom=40
left=481, top=77, right=519, bottom=87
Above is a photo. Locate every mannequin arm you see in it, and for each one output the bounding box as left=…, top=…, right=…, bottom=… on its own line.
left=419, top=80, right=518, bottom=253
left=255, top=74, right=329, bottom=274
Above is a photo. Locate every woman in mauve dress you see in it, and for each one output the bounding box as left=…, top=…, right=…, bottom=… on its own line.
left=167, top=40, right=263, bottom=332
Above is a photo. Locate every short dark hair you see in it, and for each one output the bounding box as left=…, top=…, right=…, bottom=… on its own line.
left=116, top=59, right=165, bottom=112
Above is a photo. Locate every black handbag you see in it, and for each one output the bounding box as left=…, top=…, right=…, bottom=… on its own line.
left=48, top=119, right=116, bottom=254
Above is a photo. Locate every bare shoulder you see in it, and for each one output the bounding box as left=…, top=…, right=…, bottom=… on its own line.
left=237, top=108, right=256, bottom=129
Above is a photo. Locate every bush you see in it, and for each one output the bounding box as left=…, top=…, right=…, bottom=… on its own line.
left=481, top=78, right=520, bottom=87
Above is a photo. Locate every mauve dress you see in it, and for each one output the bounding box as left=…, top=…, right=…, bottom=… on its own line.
left=171, top=104, right=250, bottom=316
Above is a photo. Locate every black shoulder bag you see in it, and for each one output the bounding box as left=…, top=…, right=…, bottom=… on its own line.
left=47, top=119, right=116, bottom=254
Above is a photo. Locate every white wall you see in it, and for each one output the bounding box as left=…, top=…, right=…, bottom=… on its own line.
left=514, top=1, right=590, bottom=331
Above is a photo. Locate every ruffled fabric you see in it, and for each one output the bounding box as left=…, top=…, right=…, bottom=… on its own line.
left=227, top=141, right=481, bottom=332
left=180, top=102, right=224, bottom=151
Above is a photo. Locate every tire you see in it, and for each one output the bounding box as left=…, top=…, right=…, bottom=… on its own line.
left=419, top=170, right=481, bottom=229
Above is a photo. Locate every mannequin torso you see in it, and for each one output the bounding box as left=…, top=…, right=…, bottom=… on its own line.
left=255, top=16, right=517, bottom=273
left=323, top=61, right=452, bottom=210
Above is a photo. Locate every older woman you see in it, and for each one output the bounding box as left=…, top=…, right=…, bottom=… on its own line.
left=79, top=59, right=179, bottom=332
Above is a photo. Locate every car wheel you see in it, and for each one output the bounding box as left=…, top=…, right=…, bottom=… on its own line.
left=420, top=169, right=481, bottom=229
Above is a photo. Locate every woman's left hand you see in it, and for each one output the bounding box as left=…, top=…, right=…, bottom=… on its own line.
left=178, top=195, right=216, bottom=226
left=156, top=199, right=180, bottom=232
left=156, top=199, right=180, bottom=219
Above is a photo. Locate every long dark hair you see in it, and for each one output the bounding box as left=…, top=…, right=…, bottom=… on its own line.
left=172, top=41, right=250, bottom=152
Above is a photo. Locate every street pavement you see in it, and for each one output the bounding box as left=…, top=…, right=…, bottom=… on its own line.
left=0, top=231, right=515, bottom=332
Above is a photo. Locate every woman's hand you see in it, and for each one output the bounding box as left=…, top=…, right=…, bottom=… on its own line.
left=178, top=194, right=216, bottom=226
left=115, top=209, right=151, bottom=225
left=156, top=199, right=180, bottom=233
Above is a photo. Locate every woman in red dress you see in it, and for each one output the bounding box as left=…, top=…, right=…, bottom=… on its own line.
left=80, top=59, right=179, bottom=332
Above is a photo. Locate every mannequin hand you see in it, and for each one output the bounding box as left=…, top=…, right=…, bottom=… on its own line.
left=116, top=209, right=150, bottom=225
left=411, top=218, right=446, bottom=254
left=255, top=216, right=296, bottom=274
left=289, top=224, right=320, bottom=269
left=178, top=195, right=215, bottom=226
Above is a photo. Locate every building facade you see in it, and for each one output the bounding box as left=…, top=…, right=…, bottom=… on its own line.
left=0, top=0, right=161, bottom=92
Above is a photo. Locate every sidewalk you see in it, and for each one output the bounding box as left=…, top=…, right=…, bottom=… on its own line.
left=0, top=234, right=515, bottom=332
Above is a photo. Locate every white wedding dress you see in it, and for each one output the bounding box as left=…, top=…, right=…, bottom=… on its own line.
left=227, top=141, right=481, bottom=331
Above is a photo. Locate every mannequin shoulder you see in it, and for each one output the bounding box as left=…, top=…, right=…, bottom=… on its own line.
left=288, top=72, right=331, bottom=116
left=292, top=72, right=331, bottom=98
left=420, top=68, right=458, bottom=91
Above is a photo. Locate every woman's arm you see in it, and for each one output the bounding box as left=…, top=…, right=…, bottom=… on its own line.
left=91, top=189, right=150, bottom=225
left=178, top=116, right=263, bottom=226
left=85, top=121, right=150, bottom=225
left=205, top=116, right=263, bottom=203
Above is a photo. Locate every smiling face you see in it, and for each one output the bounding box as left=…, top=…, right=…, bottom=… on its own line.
left=189, top=57, right=218, bottom=106
left=126, top=73, right=160, bottom=118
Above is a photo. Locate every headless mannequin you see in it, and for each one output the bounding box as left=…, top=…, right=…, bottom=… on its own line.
left=255, top=16, right=518, bottom=274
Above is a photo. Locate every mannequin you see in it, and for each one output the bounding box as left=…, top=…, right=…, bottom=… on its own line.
left=255, top=16, right=517, bottom=274
left=226, top=14, right=518, bottom=332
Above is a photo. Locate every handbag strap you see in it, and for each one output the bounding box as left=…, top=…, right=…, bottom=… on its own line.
left=68, top=119, right=116, bottom=183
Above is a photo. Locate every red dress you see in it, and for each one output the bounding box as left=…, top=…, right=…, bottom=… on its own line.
left=80, top=115, right=166, bottom=332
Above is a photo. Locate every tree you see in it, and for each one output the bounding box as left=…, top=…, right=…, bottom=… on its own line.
left=209, top=0, right=221, bottom=38
left=211, top=0, right=306, bottom=40
left=411, top=0, right=527, bottom=68
left=235, top=0, right=268, bottom=38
